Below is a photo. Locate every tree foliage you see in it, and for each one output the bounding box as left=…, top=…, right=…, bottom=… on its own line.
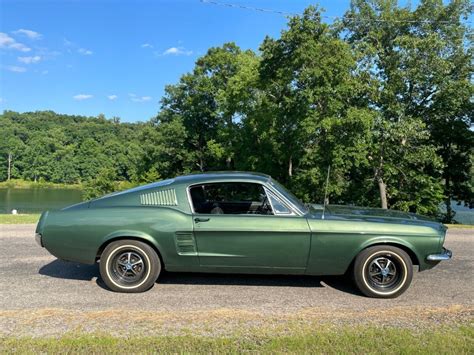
left=341, top=0, right=473, bottom=218
left=0, top=110, right=144, bottom=185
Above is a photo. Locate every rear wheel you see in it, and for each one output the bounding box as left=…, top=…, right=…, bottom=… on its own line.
left=353, top=245, right=413, bottom=298
left=99, top=240, right=161, bottom=293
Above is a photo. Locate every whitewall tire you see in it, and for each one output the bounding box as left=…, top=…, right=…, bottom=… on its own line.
left=353, top=245, right=413, bottom=298
left=99, top=240, right=161, bottom=293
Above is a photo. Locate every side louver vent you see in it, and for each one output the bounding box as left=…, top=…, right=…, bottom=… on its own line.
left=175, top=232, right=197, bottom=255
left=140, top=189, right=177, bottom=206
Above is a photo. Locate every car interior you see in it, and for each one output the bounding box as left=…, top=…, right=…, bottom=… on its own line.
left=190, top=182, right=274, bottom=215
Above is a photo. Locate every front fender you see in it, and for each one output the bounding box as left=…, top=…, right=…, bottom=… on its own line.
left=305, top=231, right=439, bottom=275
left=356, top=235, right=421, bottom=263
left=351, top=235, right=440, bottom=272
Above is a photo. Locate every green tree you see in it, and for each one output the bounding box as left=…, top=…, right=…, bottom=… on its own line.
left=82, top=168, right=118, bottom=200
left=244, top=6, right=375, bottom=205
left=339, top=0, right=467, bottom=215
left=157, top=43, right=259, bottom=172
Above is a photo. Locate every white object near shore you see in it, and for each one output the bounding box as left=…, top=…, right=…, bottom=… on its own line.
left=11, top=209, right=18, bottom=215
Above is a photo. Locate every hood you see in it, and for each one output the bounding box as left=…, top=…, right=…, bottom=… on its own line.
left=309, top=204, right=444, bottom=228
left=326, top=204, right=434, bottom=221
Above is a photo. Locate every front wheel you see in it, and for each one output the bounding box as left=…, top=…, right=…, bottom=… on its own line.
left=99, top=240, right=161, bottom=293
left=353, top=246, right=413, bottom=298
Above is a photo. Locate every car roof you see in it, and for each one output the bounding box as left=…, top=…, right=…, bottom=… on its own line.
left=88, top=171, right=272, bottom=205
left=174, top=171, right=271, bottom=185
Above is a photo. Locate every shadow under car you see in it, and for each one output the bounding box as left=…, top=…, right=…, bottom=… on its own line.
left=39, top=258, right=361, bottom=296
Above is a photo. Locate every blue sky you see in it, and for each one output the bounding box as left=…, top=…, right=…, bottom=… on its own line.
left=1, top=0, right=387, bottom=122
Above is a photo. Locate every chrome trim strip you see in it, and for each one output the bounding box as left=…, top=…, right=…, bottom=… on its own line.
left=186, top=184, right=196, bottom=213
left=265, top=179, right=307, bottom=215
left=426, top=248, right=452, bottom=261
left=263, top=187, right=295, bottom=216
left=265, top=184, right=304, bottom=216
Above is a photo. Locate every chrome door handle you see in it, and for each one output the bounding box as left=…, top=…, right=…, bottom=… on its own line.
left=194, top=217, right=210, bottom=223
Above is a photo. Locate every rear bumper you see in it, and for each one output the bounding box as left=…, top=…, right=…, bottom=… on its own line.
left=426, top=248, right=452, bottom=261
left=35, top=233, right=43, bottom=247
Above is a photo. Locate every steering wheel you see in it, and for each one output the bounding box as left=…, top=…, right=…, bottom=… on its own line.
left=258, top=195, right=272, bottom=215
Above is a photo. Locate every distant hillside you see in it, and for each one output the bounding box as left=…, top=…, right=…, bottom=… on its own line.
left=0, top=110, right=148, bottom=184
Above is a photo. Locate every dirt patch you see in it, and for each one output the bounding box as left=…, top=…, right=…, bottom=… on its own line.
left=1, top=305, right=472, bottom=338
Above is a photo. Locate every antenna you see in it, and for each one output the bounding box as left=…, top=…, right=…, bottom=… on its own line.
left=321, top=165, right=331, bottom=220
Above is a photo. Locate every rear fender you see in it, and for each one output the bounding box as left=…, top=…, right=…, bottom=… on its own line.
left=35, top=211, right=49, bottom=234
left=98, top=230, right=167, bottom=262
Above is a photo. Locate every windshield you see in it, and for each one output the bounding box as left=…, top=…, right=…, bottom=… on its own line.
left=268, top=179, right=308, bottom=214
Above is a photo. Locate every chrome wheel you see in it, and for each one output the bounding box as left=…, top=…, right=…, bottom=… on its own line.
left=368, top=257, right=398, bottom=287
left=364, top=253, right=404, bottom=292
left=110, top=250, right=146, bottom=285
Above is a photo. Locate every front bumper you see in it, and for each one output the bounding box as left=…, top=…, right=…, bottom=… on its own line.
left=35, top=233, right=43, bottom=247
left=427, top=248, right=452, bottom=261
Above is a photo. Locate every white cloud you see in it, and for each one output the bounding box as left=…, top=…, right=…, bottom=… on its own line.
left=129, top=93, right=152, bottom=102
left=0, top=32, right=31, bottom=52
left=18, top=55, right=41, bottom=64
left=13, top=29, right=42, bottom=40
left=35, top=47, right=61, bottom=58
left=41, top=70, right=48, bottom=75
left=63, top=39, right=92, bottom=55
left=78, top=48, right=93, bottom=55
left=6, top=65, right=27, bottom=73
left=63, top=38, right=73, bottom=47
left=0, top=33, right=14, bottom=46
left=73, top=94, right=93, bottom=101
left=141, top=43, right=153, bottom=48
left=162, top=46, right=192, bottom=56
left=0, top=97, right=4, bottom=103
left=10, top=43, right=31, bottom=52
left=107, top=95, right=118, bottom=100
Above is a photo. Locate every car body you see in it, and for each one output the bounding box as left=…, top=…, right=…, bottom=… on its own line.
left=35, top=171, right=452, bottom=297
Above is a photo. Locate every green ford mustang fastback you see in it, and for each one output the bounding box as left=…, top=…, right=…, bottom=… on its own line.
left=35, top=171, right=452, bottom=298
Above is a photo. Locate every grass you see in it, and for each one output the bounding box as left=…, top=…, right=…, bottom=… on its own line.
left=0, top=179, right=81, bottom=190
left=445, top=224, right=474, bottom=229
left=1, top=325, right=472, bottom=353
left=0, top=214, right=40, bottom=224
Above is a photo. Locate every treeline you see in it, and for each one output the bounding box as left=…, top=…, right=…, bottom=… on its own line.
left=0, top=111, right=145, bottom=183
left=1, top=1, right=473, bottom=221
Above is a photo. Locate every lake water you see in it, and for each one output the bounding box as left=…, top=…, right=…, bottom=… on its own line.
left=0, top=187, right=472, bottom=224
left=0, top=188, right=83, bottom=214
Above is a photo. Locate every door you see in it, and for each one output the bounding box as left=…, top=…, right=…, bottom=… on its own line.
left=189, top=182, right=311, bottom=273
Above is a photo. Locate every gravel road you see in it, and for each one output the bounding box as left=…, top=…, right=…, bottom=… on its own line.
left=1, top=224, right=472, bottom=336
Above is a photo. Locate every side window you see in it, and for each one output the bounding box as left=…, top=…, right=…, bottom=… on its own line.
left=267, top=191, right=291, bottom=214
left=189, top=182, right=272, bottom=215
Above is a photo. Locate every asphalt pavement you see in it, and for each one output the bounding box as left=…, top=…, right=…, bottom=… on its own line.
left=1, top=224, right=472, bottom=336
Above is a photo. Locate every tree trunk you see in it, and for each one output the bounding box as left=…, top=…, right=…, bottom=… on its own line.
left=288, top=156, right=293, bottom=177
left=375, top=144, right=388, bottom=209
left=445, top=176, right=453, bottom=223
left=7, top=152, right=12, bottom=181
left=378, top=177, right=388, bottom=209
left=198, top=157, right=204, bottom=172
